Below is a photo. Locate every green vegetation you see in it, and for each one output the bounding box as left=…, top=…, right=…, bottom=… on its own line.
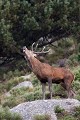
left=55, top=105, right=80, bottom=120
left=34, top=114, right=51, bottom=120
left=24, top=90, right=42, bottom=101
left=0, top=76, right=25, bottom=93
left=0, top=0, right=79, bottom=61
left=0, top=65, right=80, bottom=108
left=0, top=67, right=26, bottom=81
left=72, top=68, right=80, bottom=100
left=12, top=87, right=32, bottom=95
left=0, top=1, right=80, bottom=120
left=54, top=105, right=64, bottom=114
left=75, top=70, right=80, bottom=81
left=2, top=95, right=26, bottom=108
left=31, top=76, right=40, bottom=86
left=0, top=106, right=22, bottom=120
left=1, top=83, right=42, bottom=108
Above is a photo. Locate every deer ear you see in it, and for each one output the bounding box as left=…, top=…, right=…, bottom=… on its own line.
left=23, top=46, right=26, bottom=49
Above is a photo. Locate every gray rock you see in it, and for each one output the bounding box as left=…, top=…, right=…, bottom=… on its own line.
left=21, top=74, right=32, bottom=80
left=5, top=92, right=11, bottom=97
left=10, top=99, right=80, bottom=120
left=11, top=81, right=33, bottom=90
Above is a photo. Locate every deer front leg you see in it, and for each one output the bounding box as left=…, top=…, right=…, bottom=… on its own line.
left=48, top=79, right=52, bottom=99
left=42, top=83, right=46, bottom=100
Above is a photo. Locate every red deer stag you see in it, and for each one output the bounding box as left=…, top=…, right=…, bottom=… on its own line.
left=23, top=43, right=75, bottom=99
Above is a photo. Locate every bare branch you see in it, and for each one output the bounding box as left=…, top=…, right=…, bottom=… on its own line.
left=38, top=31, right=71, bottom=47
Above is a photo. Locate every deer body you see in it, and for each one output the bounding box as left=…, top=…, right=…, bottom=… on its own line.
left=23, top=46, right=75, bottom=99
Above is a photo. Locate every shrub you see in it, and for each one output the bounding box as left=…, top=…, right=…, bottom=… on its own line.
left=54, top=105, right=64, bottom=114
left=0, top=106, right=22, bottom=120
left=73, top=106, right=80, bottom=119
left=3, top=73, right=7, bottom=80
left=24, top=89, right=42, bottom=101
left=10, top=87, right=33, bottom=96
left=34, top=114, right=51, bottom=120
left=77, top=53, right=80, bottom=62
left=55, top=106, right=80, bottom=120
left=1, top=68, right=25, bottom=82
left=2, top=96, right=18, bottom=108
left=31, top=77, right=40, bottom=86
left=13, top=69, right=22, bottom=77
left=7, top=71, right=14, bottom=79
left=75, top=70, right=80, bottom=81
left=69, top=54, right=79, bottom=66
left=2, top=95, right=25, bottom=108
left=58, top=115, right=76, bottom=120
left=24, top=92, right=34, bottom=101
left=75, top=95, right=80, bottom=101
left=53, top=84, right=67, bottom=98
left=3, top=77, right=24, bottom=91
left=34, top=90, right=42, bottom=100
left=72, top=81, right=80, bottom=91
left=72, top=69, right=80, bottom=98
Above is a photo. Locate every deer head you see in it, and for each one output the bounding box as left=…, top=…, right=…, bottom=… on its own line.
left=23, top=46, right=37, bottom=58
left=23, top=42, right=50, bottom=58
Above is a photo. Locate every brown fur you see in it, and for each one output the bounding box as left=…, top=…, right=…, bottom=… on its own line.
left=23, top=47, right=75, bottom=99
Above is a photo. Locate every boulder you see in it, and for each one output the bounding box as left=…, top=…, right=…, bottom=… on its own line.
left=10, top=99, right=80, bottom=120
left=11, top=81, right=33, bottom=90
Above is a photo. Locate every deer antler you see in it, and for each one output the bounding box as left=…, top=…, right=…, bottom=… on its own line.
left=34, top=49, right=50, bottom=54
left=31, top=42, right=35, bottom=51
left=41, top=46, right=45, bottom=51
left=35, top=43, right=39, bottom=51
left=31, top=42, right=50, bottom=54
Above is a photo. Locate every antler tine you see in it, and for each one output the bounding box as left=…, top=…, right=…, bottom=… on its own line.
left=31, top=42, right=35, bottom=51
left=31, top=42, right=50, bottom=54
left=34, top=49, right=50, bottom=54
left=41, top=46, right=46, bottom=51
left=35, top=43, right=39, bottom=51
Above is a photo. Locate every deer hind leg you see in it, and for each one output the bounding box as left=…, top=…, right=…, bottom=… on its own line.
left=42, top=83, right=46, bottom=100
left=61, top=82, right=71, bottom=98
left=48, top=79, right=52, bottom=99
left=64, top=79, right=74, bottom=98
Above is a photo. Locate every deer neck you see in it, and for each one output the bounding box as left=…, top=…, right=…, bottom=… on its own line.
left=25, top=56, right=32, bottom=70
left=28, top=56, right=42, bottom=73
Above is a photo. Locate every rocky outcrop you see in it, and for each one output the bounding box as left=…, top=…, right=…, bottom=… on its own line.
left=11, top=81, right=33, bottom=90
left=10, top=99, right=80, bottom=120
